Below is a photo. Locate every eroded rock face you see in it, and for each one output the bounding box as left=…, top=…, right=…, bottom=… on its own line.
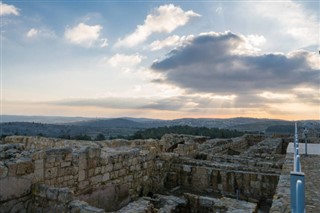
left=0, top=134, right=288, bottom=212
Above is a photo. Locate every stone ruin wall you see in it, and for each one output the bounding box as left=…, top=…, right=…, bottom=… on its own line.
left=0, top=134, right=288, bottom=213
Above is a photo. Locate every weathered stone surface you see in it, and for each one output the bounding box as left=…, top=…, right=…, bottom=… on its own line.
left=0, top=134, right=314, bottom=212
left=69, top=200, right=105, bottom=213
left=0, top=176, right=32, bottom=202
left=117, top=198, right=153, bottom=213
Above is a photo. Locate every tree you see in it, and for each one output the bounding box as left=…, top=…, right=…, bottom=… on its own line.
left=95, top=133, right=106, bottom=141
left=74, top=134, right=92, bottom=141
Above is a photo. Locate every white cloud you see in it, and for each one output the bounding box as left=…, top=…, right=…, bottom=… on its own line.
left=246, top=34, right=266, bottom=47
left=116, top=4, right=200, bottom=47
left=254, top=1, right=319, bottom=47
left=26, top=28, right=56, bottom=39
left=215, top=7, right=223, bottom=14
left=64, top=23, right=103, bottom=47
left=105, top=53, right=145, bottom=68
left=235, top=34, right=266, bottom=54
left=100, top=38, right=108, bottom=48
left=26, top=28, right=39, bottom=38
left=258, top=91, right=295, bottom=100
left=149, top=34, right=194, bottom=51
left=0, top=2, right=19, bottom=16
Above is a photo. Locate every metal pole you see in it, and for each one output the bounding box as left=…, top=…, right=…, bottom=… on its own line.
left=304, top=130, right=308, bottom=156
left=296, top=155, right=300, bottom=173
left=293, top=122, right=297, bottom=148
left=296, top=180, right=305, bottom=213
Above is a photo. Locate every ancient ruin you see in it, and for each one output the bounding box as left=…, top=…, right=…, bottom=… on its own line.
left=0, top=133, right=309, bottom=212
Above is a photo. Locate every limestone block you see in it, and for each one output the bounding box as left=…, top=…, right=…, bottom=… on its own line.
left=143, top=162, right=148, bottom=169
left=129, top=166, right=135, bottom=172
left=79, top=153, right=87, bottom=170
left=250, top=181, right=261, bottom=189
left=61, top=161, right=71, bottom=168
left=182, top=165, right=191, bottom=173
left=15, top=159, right=34, bottom=175
left=0, top=163, right=8, bottom=178
left=0, top=176, right=32, bottom=202
left=88, top=168, right=95, bottom=177
left=79, top=180, right=89, bottom=190
left=64, top=167, right=74, bottom=176
left=79, top=170, right=86, bottom=181
left=114, top=163, right=122, bottom=171
left=31, top=151, right=45, bottom=161
left=57, top=188, right=74, bottom=203
left=73, top=167, right=79, bottom=175
left=69, top=200, right=105, bottom=213
left=90, top=175, right=102, bottom=185
left=34, top=168, right=44, bottom=182
left=135, top=164, right=141, bottom=171
left=46, top=187, right=59, bottom=200
left=34, top=159, right=44, bottom=170
left=88, top=159, right=97, bottom=169
left=95, top=167, right=101, bottom=175
left=45, top=167, right=58, bottom=179
left=110, top=171, right=119, bottom=179
left=65, top=153, right=73, bottom=161
left=45, top=162, right=54, bottom=168
left=6, top=161, right=18, bottom=176
left=105, top=164, right=113, bottom=172
left=68, top=179, right=75, bottom=186
left=46, top=155, right=56, bottom=163
left=102, top=173, right=110, bottom=182
left=118, top=169, right=126, bottom=177
left=57, top=177, right=64, bottom=183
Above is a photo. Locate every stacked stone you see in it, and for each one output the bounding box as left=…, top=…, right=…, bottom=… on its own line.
left=116, top=198, right=154, bottom=213
left=30, top=183, right=105, bottom=213
left=184, top=193, right=257, bottom=212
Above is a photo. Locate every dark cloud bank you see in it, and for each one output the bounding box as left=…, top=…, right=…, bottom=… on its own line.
left=151, top=32, right=319, bottom=95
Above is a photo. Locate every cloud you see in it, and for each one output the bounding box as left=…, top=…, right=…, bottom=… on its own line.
left=215, top=7, right=223, bottom=14
left=0, top=2, right=19, bottom=16
left=26, top=28, right=56, bottom=39
left=64, top=23, right=103, bottom=47
left=26, top=28, right=39, bottom=38
left=54, top=97, right=148, bottom=109
left=104, top=53, right=145, bottom=68
left=116, top=4, right=200, bottom=47
left=100, top=38, right=108, bottom=48
left=149, top=34, right=194, bottom=51
left=151, top=31, right=319, bottom=95
left=254, top=1, right=319, bottom=48
left=246, top=34, right=266, bottom=48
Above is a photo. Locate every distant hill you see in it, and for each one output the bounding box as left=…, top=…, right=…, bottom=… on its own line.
left=0, top=115, right=93, bottom=124
left=1, top=115, right=319, bottom=139
left=69, top=118, right=147, bottom=128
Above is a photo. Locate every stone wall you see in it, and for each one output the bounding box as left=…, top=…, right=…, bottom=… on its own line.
left=0, top=136, right=160, bottom=212
left=165, top=159, right=280, bottom=202
left=0, top=134, right=287, bottom=212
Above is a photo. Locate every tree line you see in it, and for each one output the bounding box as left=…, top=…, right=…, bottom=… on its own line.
left=128, top=125, right=244, bottom=139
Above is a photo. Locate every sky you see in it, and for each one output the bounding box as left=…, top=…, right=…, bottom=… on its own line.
left=1, top=0, right=319, bottom=120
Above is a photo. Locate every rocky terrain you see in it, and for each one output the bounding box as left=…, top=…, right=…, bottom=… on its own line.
left=0, top=133, right=294, bottom=212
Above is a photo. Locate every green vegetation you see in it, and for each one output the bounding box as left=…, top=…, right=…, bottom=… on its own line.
left=129, top=125, right=244, bottom=139
left=265, top=125, right=295, bottom=134
left=94, top=133, right=106, bottom=141
left=73, top=134, right=92, bottom=141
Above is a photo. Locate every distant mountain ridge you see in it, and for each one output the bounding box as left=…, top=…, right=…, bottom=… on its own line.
left=1, top=115, right=319, bottom=139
